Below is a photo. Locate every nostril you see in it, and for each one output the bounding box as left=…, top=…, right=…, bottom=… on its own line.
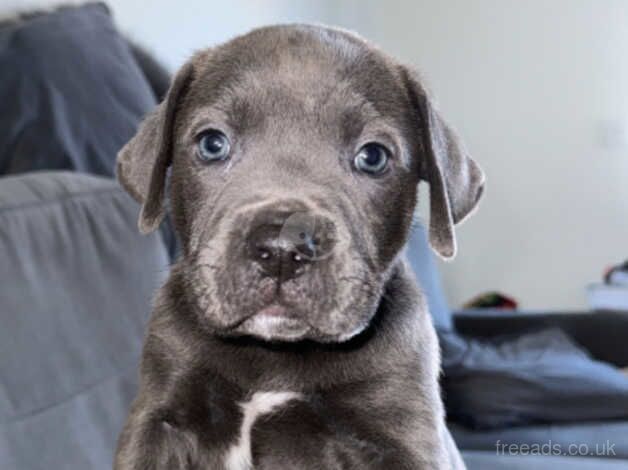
left=258, top=247, right=272, bottom=260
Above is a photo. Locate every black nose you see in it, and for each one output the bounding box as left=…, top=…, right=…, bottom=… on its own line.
left=246, top=213, right=335, bottom=282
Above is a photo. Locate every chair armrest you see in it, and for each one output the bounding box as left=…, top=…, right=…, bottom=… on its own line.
left=453, top=309, right=628, bottom=367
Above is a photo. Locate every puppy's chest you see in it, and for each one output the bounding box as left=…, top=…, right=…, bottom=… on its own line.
left=170, top=383, right=394, bottom=470
left=222, top=390, right=302, bottom=470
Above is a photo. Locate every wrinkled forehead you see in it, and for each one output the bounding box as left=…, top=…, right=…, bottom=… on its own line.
left=180, top=27, right=409, bottom=140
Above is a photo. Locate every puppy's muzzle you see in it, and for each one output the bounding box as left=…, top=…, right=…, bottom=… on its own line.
left=245, top=210, right=337, bottom=282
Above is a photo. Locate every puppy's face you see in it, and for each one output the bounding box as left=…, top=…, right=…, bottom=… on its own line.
left=118, top=25, right=484, bottom=343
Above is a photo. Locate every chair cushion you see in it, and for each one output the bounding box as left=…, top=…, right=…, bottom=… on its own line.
left=444, top=328, right=628, bottom=430
left=0, top=3, right=156, bottom=176
left=0, top=172, right=168, bottom=469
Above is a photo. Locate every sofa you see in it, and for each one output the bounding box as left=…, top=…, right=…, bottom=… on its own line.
left=0, top=172, right=168, bottom=469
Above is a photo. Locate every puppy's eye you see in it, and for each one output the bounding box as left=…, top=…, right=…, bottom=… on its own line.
left=197, top=130, right=231, bottom=163
left=353, top=143, right=389, bottom=175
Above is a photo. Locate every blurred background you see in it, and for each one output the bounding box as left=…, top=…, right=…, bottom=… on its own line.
left=6, top=0, right=627, bottom=310
left=1, top=1, right=628, bottom=470
left=6, top=0, right=628, bottom=310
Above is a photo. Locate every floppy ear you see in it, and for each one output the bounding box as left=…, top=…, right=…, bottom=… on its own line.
left=116, top=62, right=194, bottom=234
left=402, top=68, right=485, bottom=259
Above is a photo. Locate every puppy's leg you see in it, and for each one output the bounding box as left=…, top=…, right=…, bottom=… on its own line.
left=114, top=399, right=200, bottom=470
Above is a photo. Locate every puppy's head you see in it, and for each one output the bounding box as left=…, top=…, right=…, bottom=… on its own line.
left=117, top=25, right=484, bottom=343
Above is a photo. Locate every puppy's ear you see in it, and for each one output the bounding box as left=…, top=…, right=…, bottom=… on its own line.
left=401, top=68, right=485, bottom=259
left=116, top=62, right=194, bottom=234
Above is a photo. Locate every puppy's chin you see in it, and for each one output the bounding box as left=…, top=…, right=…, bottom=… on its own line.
left=234, top=313, right=312, bottom=342
left=226, top=305, right=371, bottom=344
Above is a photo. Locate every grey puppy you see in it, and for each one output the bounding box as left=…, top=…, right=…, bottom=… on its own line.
left=114, top=24, right=484, bottom=470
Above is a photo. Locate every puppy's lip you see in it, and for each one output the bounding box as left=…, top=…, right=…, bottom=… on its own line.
left=256, top=304, right=290, bottom=318
left=237, top=309, right=310, bottom=342
left=222, top=304, right=295, bottom=332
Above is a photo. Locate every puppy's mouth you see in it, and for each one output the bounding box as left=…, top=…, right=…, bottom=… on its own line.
left=257, top=304, right=291, bottom=317
left=189, top=248, right=380, bottom=343
left=187, top=203, right=378, bottom=343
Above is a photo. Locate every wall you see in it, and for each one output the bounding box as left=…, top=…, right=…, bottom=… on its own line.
left=332, top=0, right=628, bottom=310
left=6, top=0, right=628, bottom=310
left=105, top=0, right=339, bottom=70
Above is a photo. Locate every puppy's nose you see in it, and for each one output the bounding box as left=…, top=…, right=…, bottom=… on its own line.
left=246, top=213, right=335, bottom=282
left=247, top=224, right=307, bottom=281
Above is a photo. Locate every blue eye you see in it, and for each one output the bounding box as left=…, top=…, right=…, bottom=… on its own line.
left=354, top=143, right=389, bottom=175
left=197, top=130, right=231, bottom=162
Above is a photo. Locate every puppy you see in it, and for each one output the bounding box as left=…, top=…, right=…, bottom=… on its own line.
left=114, top=24, right=484, bottom=470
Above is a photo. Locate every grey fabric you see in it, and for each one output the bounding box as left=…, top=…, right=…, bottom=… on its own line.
left=454, top=309, right=628, bottom=367
left=0, top=172, right=168, bottom=469
left=0, top=2, right=180, bottom=260
left=127, top=39, right=172, bottom=103
left=0, top=3, right=156, bottom=176
left=444, top=328, right=628, bottom=429
left=462, top=451, right=628, bottom=470
left=452, top=420, right=628, bottom=460
left=405, top=221, right=452, bottom=331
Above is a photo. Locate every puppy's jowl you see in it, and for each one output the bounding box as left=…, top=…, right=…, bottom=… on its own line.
left=115, top=24, right=484, bottom=470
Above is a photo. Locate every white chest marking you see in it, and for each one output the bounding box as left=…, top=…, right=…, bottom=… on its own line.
left=223, top=391, right=301, bottom=470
